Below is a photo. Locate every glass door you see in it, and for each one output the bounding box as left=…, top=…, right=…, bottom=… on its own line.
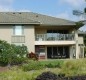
left=47, top=47, right=52, bottom=58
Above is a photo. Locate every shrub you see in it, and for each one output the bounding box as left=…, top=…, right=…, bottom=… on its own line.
left=22, top=61, right=44, bottom=71
left=0, top=40, right=28, bottom=66
left=0, top=40, right=11, bottom=66
left=27, top=52, right=38, bottom=60
left=10, top=44, right=28, bottom=65
left=45, top=62, right=61, bottom=68
left=40, top=60, right=63, bottom=68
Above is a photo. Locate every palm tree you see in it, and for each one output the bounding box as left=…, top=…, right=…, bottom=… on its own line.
left=73, top=0, right=86, bottom=20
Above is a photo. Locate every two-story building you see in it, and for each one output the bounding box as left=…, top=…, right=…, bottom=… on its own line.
left=0, top=12, right=84, bottom=59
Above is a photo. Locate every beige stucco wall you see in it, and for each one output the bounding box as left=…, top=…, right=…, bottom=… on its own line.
left=24, top=25, right=35, bottom=52
left=0, top=25, right=35, bottom=53
left=78, top=36, right=84, bottom=44
left=0, top=25, right=12, bottom=43
left=35, top=27, right=73, bottom=34
left=35, top=28, right=46, bottom=34
left=78, top=46, right=84, bottom=58
left=12, top=25, right=35, bottom=53
left=69, top=46, right=73, bottom=59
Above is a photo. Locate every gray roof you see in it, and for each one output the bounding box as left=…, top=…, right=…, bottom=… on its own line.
left=0, top=12, right=76, bottom=26
left=0, top=12, right=39, bottom=24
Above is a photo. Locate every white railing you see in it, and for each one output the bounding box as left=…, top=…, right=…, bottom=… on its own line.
left=35, top=34, right=75, bottom=41
left=11, top=35, right=25, bottom=43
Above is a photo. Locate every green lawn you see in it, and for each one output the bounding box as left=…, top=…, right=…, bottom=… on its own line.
left=0, top=59, right=86, bottom=80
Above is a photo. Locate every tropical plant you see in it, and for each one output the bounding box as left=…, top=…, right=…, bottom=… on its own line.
left=0, top=40, right=28, bottom=66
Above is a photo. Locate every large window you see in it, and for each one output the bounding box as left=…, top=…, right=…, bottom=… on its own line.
left=14, top=25, right=23, bottom=35
left=47, top=30, right=69, bottom=40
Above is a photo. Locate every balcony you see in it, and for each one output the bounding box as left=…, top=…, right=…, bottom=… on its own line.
left=11, top=35, right=25, bottom=43
left=35, top=34, right=75, bottom=41
left=35, top=34, right=75, bottom=45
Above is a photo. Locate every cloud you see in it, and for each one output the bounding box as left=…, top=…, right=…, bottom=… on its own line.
left=59, top=0, right=85, bottom=8
left=56, top=11, right=80, bottom=21
left=56, top=12, right=69, bottom=20
left=0, top=0, right=14, bottom=11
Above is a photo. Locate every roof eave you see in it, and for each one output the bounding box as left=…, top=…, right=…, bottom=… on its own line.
left=40, top=24, right=76, bottom=26
left=0, top=22, right=40, bottom=25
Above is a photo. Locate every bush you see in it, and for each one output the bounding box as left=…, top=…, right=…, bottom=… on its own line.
left=27, top=52, right=38, bottom=60
left=45, top=62, right=61, bottom=68
left=0, top=40, right=28, bottom=66
left=10, top=44, right=28, bottom=65
left=22, top=61, right=44, bottom=71
left=22, top=60, right=64, bottom=72
left=40, top=60, right=63, bottom=68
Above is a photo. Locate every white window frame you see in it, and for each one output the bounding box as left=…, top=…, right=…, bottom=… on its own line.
left=13, top=25, right=24, bottom=35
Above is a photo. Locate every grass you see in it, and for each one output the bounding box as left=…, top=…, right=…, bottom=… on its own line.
left=61, top=59, right=86, bottom=76
left=0, top=67, right=61, bottom=80
left=39, top=59, right=64, bottom=67
left=0, top=59, right=86, bottom=80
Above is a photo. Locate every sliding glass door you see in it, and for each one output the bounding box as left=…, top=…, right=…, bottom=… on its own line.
left=47, top=46, right=69, bottom=59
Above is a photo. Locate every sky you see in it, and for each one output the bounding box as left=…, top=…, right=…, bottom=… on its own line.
left=0, top=0, right=86, bottom=31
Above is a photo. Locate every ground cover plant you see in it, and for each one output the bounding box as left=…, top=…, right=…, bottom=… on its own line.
left=0, top=59, right=86, bottom=80
left=22, top=60, right=64, bottom=71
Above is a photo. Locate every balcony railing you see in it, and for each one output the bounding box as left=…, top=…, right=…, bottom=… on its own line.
left=35, top=34, right=75, bottom=41
left=11, top=35, right=25, bottom=43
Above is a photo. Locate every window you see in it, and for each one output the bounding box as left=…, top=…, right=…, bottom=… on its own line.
left=14, top=25, right=23, bottom=35
left=35, top=46, right=45, bottom=55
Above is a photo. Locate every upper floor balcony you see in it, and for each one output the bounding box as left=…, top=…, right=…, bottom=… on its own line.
left=35, top=34, right=75, bottom=41
left=35, top=33, right=75, bottom=45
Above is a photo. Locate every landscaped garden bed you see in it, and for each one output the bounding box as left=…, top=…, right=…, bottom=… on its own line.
left=0, top=59, right=86, bottom=80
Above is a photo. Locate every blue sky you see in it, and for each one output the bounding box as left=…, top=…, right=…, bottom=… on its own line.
left=0, top=0, right=86, bottom=31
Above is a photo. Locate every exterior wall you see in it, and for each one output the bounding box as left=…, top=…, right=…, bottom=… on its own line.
left=75, top=30, right=79, bottom=59
left=24, top=25, right=35, bottom=52
left=35, top=28, right=46, bottom=34
left=0, top=25, right=12, bottom=43
left=69, top=45, right=76, bottom=59
left=78, top=46, right=84, bottom=58
left=78, top=35, right=84, bottom=58
left=12, top=25, right=35, bottom=52
left=70, top=46, right=73, bottom=59
left=35, top=27, right=73, bottom=34
left=78, top=36, right=84, bottom=44
left=0, top=25, right=35, bottom=53
left=0, top=25, right=85, bottom=59
left=74, top=30, right=85, bottom=59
